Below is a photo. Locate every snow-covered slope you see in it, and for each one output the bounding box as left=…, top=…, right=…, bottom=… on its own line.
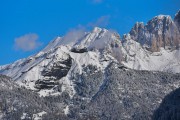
left=122, top=34, right=180, bottom=73
left=0, top=27, right=120, bottom=97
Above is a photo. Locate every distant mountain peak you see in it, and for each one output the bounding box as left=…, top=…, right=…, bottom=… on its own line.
left=92, top=27, right=103, bottom=32
left=130, top=12, right=180, bottom=52
left=153, top=14, right=172, bottom=20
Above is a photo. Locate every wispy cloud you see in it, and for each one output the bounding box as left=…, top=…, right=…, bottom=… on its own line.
left=62, top=26, right=86, bottom=45
left=60, top=15, right=111, bottom=45
left=88, top=15, right=110, bottom=28
left=14, top=33, right=42, bottom=51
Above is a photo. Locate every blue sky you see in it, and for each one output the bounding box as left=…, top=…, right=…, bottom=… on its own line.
left=0, top=0, right=180, bottom=65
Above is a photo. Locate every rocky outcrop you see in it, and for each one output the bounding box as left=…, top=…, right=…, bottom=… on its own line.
left=174, top=10, right=180, bottom=31
left=35, top=55, right=72, bottom=90
left=41, top=56, right=72, bottom=79
left=71, top=47, right=88, bottom=53
left=129, top=15, right=180, bottom=52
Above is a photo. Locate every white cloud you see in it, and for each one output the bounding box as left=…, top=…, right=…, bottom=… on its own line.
left=60, top=15, right=110, bottom=46
left=88, top=15, right=110, bottom=28
left=61, top=26, right=86, bottom=45
left=14, top=33, right=42, bottom=51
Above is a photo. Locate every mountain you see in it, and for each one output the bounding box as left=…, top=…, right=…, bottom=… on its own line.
left=0, top=10, right=180, bottom=120
left=122, top=35, right=180, bottom=73
left=122, top=11, right=180, bottom=72
left=129, top=15, right=180, bottom=52
left=0, top=27, right=122, bottom=97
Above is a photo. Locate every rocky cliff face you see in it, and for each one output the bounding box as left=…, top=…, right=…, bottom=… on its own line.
left=129, top=14, right=180, bottom=52
left=175, top=10, right=180, bottom=31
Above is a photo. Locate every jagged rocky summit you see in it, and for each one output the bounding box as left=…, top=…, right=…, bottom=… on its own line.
left=129, top=14, right=180, bottom=52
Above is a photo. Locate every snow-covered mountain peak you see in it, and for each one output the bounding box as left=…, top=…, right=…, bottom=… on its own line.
left=130, top=13, right=180, bottom=52
left=0, top=27, right=120, bottom=96
left=42, top=36, right=63, bottom=52
left=153, top=15, right=172, bottom=20
left=134, top=22, right=144, bottom=27
left=62, top=27, right=122, bottom=52
left=148, top=15, right=173, bottom=29
left=43, top=27, right=113, bottom=52
left=92, top=27, right=104, bottom=33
